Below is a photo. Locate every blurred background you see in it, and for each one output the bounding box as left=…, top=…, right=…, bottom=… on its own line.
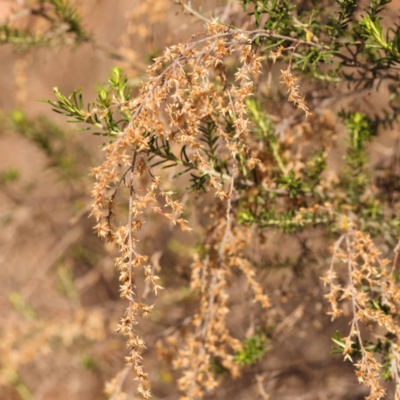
left=0, top=1, right=399, bottom=399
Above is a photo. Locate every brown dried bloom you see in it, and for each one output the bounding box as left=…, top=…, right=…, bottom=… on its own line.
left=172, top=219, right=270, bottom=399
left=280, top=68, right=312, bottom=118
left=87, top=19, right=284, bottom=397
left=323, top=223, right=400, bottom=400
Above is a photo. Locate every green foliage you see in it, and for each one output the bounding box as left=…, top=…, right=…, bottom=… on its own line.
left=6, top=371, right=34, bottom=400
left=303, top=151, right=327, bottom=192
left=9, top=292, right=37, bottom=320
left=210, top=358, right=230, bottom=377
left=277, top=172, right=303, bottom=198
left=48, top=0, right=88, bottom=42
left=80, top=353, right=97, bottom=370
left=56, top=265, right=79, bottom=303
left=0, top=25, right=43, bottom=48
left=239, top=0, right=400, bottom=91
left=238, top=207, right=333, bottom=231
left=331, top=330, right=393, bottom=380
left=46, top=68, right=236, bottom=192
left=149, top=120, right=231, bottom=192
left=340, top=111, right=377, bottom=204
left=44, top=67, right=132, bottom=137
left=242, top=0, right=295, bottom=34
left=0, top=168, right=20, bottom=186
left=327, top=0, right=357, bottom=44
left=0, top=0, right=90, bottom=49
left=234, top=332, right=268, bottom=366
left=11, top=110, right=89, bottom=178
left=237, top=99, right=330, bottom=231
left=246, top=98, right=286, bottom=176
left=360, top=14, right=400, bottom=59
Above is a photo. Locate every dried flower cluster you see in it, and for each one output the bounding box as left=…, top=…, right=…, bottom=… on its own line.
left=44, top=11, right=400, bottom=398
left=170, top=220, right=270, bottom=398
left=323, top=221, right=400, bottom=400
left=89, top=20, right=279, bottom=397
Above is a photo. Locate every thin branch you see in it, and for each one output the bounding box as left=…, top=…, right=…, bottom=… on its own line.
left=128, top=151, right=138, bottom=317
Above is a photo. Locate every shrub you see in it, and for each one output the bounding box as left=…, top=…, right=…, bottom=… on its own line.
left=2, top=1, right=400, bottom=399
